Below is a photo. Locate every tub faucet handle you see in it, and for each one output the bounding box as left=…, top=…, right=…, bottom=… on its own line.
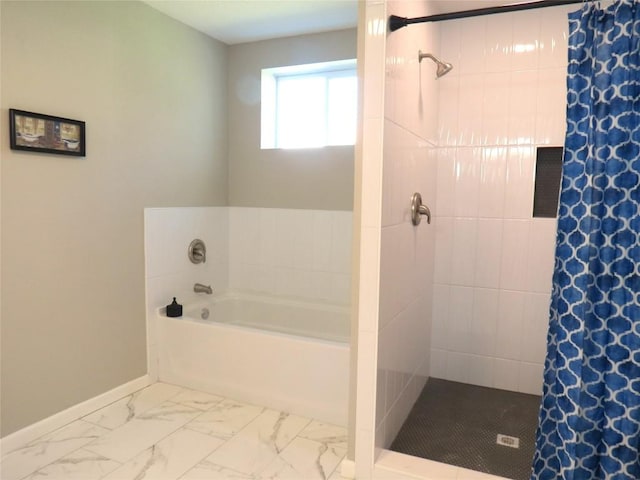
left=194, top=283, right=213, bottom=294
left=188, top=239, right=206, bottom=264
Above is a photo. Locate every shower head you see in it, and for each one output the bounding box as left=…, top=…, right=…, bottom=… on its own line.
left=418, top=51, right=453, bottom=78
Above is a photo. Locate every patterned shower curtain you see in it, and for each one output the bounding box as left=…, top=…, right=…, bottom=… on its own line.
left=531, top=1, right=640, bottom=479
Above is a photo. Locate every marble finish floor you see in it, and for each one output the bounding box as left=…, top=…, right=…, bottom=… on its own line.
left=1, top=382, right=347, bottom=480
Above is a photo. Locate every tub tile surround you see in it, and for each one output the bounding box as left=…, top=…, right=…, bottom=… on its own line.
left=144, top=207, right=229, bottom=309
left=228, top=207, right=353, bottom=305
left=0, top=383, right=348, bottom=480
left=145, top=206, right=352, bottom=315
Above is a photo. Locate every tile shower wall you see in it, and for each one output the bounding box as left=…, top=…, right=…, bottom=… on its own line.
left=430, top=6, right=573, bottom=395
left=374, top=0, right=439, bottom=452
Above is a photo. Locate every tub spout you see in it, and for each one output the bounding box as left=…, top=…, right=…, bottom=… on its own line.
left=194, top=283, right=213, bottom=294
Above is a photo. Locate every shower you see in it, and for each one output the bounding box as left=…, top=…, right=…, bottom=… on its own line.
left=374, top=1, right=574, bottom=479
left=418, top=50, right=453, bottom=78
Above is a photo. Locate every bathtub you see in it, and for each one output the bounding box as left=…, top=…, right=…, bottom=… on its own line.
left=156, top=292, right=350, bottom=426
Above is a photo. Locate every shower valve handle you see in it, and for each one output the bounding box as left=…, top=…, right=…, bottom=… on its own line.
left=411, top=192, right=431, bottom=225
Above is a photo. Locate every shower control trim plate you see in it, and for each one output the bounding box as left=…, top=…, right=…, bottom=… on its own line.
left=188, top=239, right=206, bottom=264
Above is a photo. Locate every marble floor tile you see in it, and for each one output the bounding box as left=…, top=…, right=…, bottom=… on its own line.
left=0, top=420, right=109, bottom=480
left=259, top=436, right=347, bottom=480
left=3, top=384, right=355, bottom=480
left=102, top=427, right=224, bottom=480
left=185, top=399, right=265, bottom=441
left=21, top=448, right=121, bottom=480
left=170, top=389, right=224, bottom=411
left=84, top=401, right=201, bottom=463
left=82, top=382, right=185, bottom=430
left=297, top=421, right=348, bottom=451
left=204, top=409, right=311, bottom=475
left=328, top=469, right=347, bottom=480
left=179, top=459, right=260, bottom=479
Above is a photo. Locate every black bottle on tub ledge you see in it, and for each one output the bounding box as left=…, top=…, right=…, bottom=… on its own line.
left=166, top=297, right=182, bottom=317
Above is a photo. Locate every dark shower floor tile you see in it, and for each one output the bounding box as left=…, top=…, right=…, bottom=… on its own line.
left=390, top=378, right=541, bottom=480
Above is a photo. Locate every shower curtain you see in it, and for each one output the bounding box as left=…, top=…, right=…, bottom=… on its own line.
left=531, top=1, right=640, bottom=479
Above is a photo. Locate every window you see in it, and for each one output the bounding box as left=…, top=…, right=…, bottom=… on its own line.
left=261, top=59, right=357, bottom=149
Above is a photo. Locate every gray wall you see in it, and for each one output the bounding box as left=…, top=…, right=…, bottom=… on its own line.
left=0, top=0, right=227, bottom=436
left=227, top=29, right=356, bottom=211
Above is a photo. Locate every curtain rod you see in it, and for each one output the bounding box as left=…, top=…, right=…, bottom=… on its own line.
left=389, top=0, right=592, bottom=31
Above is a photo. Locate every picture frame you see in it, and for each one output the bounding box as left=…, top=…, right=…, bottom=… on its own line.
left=9, top=109, right=85, bottom=157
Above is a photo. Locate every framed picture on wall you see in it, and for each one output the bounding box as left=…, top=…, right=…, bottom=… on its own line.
left=9, top=109, right=85, bottom=157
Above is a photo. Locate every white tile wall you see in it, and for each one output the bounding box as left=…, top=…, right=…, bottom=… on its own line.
left=495, top=290, right=526, bottom=360
left=504, top=146, right=536, bottom=219
left=144, top=207, right=228, bottom=306
left=228, top=207, right=353, bottom=305
left=450, top=218, right=478, bottom=286
left=458, top=75, right=485, bottom=145
left=374, top=0, right=438, bottom=454
left=458, top=18, right=486, bottom=75
left=475, top=219, right=503, bottom=288
left=145, top=207, right=352, bottom=306
left=499, top=219, right=531, bottom=291
left=453, top=148, right=482, bottom=217
left=478, top=147, right=507, bottom=218
left=356, top=3, right=388, bottom=469
left=430, top=5, right=575, bottom=396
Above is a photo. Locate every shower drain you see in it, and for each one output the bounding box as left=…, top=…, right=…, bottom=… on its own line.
left=496, top=434, right=520, bottom=449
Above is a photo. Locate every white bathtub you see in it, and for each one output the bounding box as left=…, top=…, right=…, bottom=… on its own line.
left=156, top=292, right=350, bottom=426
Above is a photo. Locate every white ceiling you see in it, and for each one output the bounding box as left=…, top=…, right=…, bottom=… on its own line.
left=142, top=0, right=358, bottom=45
left=142, top=0, right=525, bottom=45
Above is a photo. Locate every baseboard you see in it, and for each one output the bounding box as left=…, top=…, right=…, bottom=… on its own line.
left=0, top=375, right=151, bottom=455
left=340, top=458, right=356, bottom=478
